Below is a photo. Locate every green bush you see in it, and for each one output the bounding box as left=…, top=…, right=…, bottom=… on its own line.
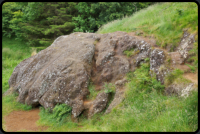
left=2, top=2, right=21, bottom=38
left=127, top=59, right=164, bottom=94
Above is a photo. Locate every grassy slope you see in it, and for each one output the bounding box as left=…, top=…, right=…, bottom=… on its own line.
left=2, top=2, right=198, bottom=132
left=97, top=2, right=198, bottom=50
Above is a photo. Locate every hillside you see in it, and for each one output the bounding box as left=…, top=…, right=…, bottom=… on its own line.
left=97, top=2, right=197, bottom=51
left=2, top=2, right=198, bottom=132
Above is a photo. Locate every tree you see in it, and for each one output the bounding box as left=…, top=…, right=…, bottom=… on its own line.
left=19, top=2, right=77, bottom=46
left=2, top=2, right=23, bottom=38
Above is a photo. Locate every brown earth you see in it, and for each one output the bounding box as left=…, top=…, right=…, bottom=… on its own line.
left=183, top=72, right=198, bottom=85
left=3, top=108, right=48, bottom=132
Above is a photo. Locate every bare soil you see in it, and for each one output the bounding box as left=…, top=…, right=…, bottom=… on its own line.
left=4, top=108, right=48, bottom=132
left=183, top=72, right=198, bottom=85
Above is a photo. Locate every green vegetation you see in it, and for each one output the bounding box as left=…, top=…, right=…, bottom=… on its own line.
left=37, top=106, right=77, bottom=131
left=3, top=2, right=154, bottom=46
left=126, top=58, right=165, bottom=93
left=123, top=48, right=135, bottom=57
left=103, top=83, right=116, bottom=94
left=186, top=64, right=196, bottom=73
left=73, top=2, right=154, bottom=33
left=123, top=48, right=140, bottom=57
left=2, top=37, right=31, bottom=94
left=43, top=104, right=72, bottom=122
left=97, top=2, right=198, bottom=51
left=2, top=2, right=76, bottom=46
left=164, top=69, right=184, bottom=86
left=87, top=81, right=100, bottom=100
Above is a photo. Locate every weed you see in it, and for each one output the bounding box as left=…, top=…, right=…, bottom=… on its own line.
left=123, top=48, right=134, bottom=57
left=51, top=104, right=72, bottom=122
left=123, top=48, right=140, bottom=57
left=87, top=81, right=100, bottom=100
left=187, top=37, right=198, bottom=69
left=185, top=64, right=196, bottom=73
left=103, top=83, right=116, bottom=94
left=164, top=69, right=184, bottom=86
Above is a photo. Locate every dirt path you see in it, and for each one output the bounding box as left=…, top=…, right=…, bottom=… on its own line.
left=4, top=108, right=48, bottom=132
left=183, top=72, right=198, bottom=85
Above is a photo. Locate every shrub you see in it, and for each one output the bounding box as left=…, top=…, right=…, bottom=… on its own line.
left=126, top=58, right=164, bottom=94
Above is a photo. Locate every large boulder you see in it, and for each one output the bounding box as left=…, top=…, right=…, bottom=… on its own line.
left=8, top=32, right=99, bottom=118
left=8, top=31, right=187, bottom=118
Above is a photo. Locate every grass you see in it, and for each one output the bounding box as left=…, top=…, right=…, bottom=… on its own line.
left=2, top=37, right=31, bottom=94
left=97, top=2, right=198, bottom=51
left=86, top=81, right=100, bottom=100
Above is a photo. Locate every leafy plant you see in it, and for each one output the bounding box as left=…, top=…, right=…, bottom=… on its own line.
left=51, top=103, right=72, bottom=122
left=127, top=58, right=164, bottom=93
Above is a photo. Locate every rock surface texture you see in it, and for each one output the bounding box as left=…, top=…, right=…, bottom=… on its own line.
left=7, top=31, right=196, bottom=119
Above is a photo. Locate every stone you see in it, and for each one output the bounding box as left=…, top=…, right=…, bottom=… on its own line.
left=8, top=32, right=97, bottom=118
left=149, top=49, right=169, bottom=84
left=177, top=31, right=195, bottom=61
left=165, top=83, right=195, bottom=97
left=88, top=92, right=109, bottom=118
left=7, top=31, right=195, bottom=119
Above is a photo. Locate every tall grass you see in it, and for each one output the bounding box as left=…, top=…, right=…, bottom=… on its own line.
left=2, top=37, right=31, bottom=94
left=97, top=2, right=198, bottom=50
